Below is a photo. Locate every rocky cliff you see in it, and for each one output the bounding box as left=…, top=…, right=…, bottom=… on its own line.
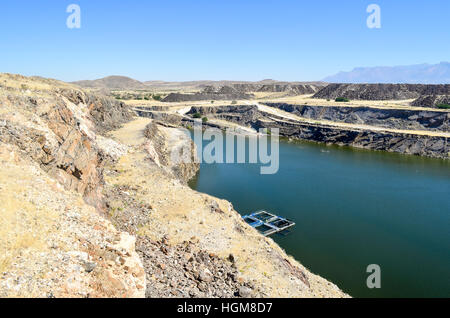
left=0, top=73, right=144, bottom=297
left=143, top=121, right=199, bottom=182
left=0, top=74, right=348, bottom=298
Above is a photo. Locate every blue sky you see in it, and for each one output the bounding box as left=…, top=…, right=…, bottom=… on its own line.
left=0, top=0, right=449, bottom=82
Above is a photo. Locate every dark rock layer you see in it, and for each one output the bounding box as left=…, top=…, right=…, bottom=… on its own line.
left=411, top=95, right=450, bottom=107
left=263, top=103, right=449, bottom=132
left=172, top=103, right=449, bottom=159
left=255, top=119, right=448, bottom=159
left=313, top=83, right=450, bottom=101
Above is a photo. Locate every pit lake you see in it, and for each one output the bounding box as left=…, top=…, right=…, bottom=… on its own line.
left=188, top=134, right=450, bottom=297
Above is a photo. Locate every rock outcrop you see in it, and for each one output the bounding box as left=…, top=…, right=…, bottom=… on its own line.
left=135, top=110, right=185, bottom=127
left=188, top=105, right=261, bottom=126
left=0, top=143, right=145, bottom=298
left=0, top=74, right=144, bottom=297
left=411, top=95, right=450, bottom=108
left=143, top=121, right=199, bottom=182
left=0, top=74, right=132, bottom=209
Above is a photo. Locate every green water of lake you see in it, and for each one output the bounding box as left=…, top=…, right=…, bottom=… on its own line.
left=188, top=134, right=450, bottom=297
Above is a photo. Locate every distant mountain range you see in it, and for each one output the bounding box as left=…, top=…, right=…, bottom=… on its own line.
left=71, top=76, right=325, bottom=91
left=323, top=62, right=450, bottom=84
left=71, top=63, right=450, bottom=91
